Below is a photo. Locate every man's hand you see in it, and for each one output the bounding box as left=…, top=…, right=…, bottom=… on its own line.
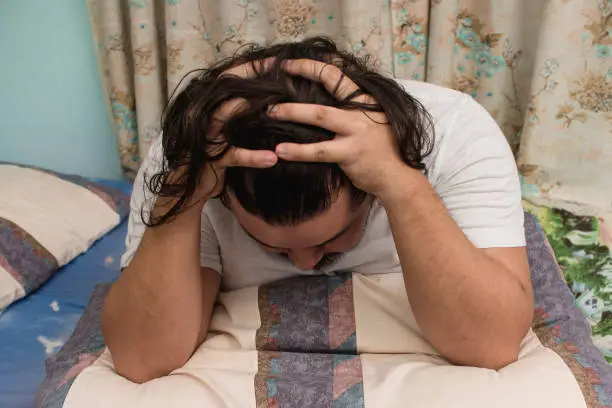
left=198, top=97, right=279, bottom=197
left=267, top=59, right=533, bottom=370
left=267, top=59, right=409, bottom=199
left=183, top=58, right=280, bottom=202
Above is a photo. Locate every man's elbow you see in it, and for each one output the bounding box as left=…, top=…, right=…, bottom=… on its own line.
left=451, top=339, right=522, bottom=371
left=474, top=304, right=532, bottom=370
left=102, top=319, right=191, bottom=384
left=105, top=332, right=193, bottom=384
left=475, top=348, right=520, bottom=371
left=114, top=361, right=177, bottom=384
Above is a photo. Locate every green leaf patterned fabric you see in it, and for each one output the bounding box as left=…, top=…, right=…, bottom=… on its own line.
left=525, top=201, right=612, bottom=362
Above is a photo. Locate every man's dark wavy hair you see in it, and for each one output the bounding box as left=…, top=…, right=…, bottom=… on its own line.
left=147, top=36, right=434, bottom=226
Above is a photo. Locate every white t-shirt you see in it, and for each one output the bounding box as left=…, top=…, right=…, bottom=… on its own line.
left=121, top=80, right=525, bottom=290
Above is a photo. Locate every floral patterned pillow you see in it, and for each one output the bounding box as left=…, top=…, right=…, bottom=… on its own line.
left=524, top=201, right=612, bottom=363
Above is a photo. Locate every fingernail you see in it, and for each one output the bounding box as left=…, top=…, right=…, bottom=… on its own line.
left=276, top=145, right=288, bottom=156
left=267, top=105, right=279, bottom=115
left=264, top=155, right=277, bottom=165
left=264, top=57, right=275, bottom=71
left=282, top=60, right=293, bottom=70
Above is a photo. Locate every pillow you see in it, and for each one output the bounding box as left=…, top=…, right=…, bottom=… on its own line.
left=0, top=163, right=129, bottom=310
left=524, top=201, right=612, bottom=364
left=36, top=212, right=612, bottom=408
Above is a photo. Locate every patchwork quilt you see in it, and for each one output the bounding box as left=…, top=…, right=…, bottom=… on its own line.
left=36, top=214, right=612, bottom=407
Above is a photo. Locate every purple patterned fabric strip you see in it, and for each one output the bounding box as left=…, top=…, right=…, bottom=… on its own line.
left=35, top=283, right=110, bottom=408
left=255, top=352, right=364, bottom=408
left=257, top=276, right=331, bottom=352
left=256, top=274, right=358, bottom=353
left=0, top=217, right=58, bottom=293
left=255, top=275, right=364, bottom=407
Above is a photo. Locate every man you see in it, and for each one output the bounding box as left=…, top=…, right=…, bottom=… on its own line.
left=101, top=37, right=533, bottom=384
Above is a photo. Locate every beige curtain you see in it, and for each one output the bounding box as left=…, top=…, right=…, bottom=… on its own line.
left=88, top=0, right=612, bottom=218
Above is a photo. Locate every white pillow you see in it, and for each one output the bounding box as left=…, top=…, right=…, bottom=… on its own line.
left=0, top=164, right=129, bottom=310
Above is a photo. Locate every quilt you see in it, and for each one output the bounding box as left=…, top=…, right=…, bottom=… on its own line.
left=36, top=213, right=612, bottom=408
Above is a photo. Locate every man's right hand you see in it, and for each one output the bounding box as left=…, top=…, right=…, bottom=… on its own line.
left=158, top=59, right=279, bottom=213
left=200, top=98, right=278, bottom=198
left=200, top=56, right=279, bottom=198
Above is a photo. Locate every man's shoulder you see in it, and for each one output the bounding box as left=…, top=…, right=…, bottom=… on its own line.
left=394, top=79, right=465, bottom=99
left=393, top=79, right=477, bottom=155
left=392, top=79, right=476, bottom=185
left=394, top=79, right=468, bottom=120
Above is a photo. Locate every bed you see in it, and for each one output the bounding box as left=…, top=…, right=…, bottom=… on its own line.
left=4, top=173, right=612, bottom=407
left=32, top=212, right=612, bottom=408
left=0, top=179, right=131, bottom=408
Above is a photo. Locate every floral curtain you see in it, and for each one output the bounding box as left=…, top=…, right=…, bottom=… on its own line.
left=88, top=0, right=612, bottom=218
left=88, top=0, right=612, bottom=361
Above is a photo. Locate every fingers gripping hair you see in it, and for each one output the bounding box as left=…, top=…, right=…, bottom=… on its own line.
left=146, top=37, right=434, bottom=226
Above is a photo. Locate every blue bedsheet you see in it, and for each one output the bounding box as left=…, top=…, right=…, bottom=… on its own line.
left=0, top=179, right=131, bottom=408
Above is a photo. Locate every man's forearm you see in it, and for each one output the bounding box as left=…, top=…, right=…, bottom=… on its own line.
left=379, top=171, right=532, bottom=369
left=102, top=203, right=208, bottom=383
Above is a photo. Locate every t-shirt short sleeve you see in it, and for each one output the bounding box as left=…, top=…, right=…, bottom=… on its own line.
left=120, top=138, right=164, bottom=269
left=199, top=211, right=222, bottom=274
left=432, top=94, right=525, bottom=248
left=120, top=136, right=224, bottom=274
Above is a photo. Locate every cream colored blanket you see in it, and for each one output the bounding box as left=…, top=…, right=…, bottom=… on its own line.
left=62, top=273, right=586, bottom=408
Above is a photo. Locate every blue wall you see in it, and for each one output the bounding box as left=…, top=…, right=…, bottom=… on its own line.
left=0, top=0, right=122, bottom=179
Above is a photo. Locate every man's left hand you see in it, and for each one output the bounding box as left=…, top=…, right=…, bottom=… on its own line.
left=268, top=59, right=413, bottom=198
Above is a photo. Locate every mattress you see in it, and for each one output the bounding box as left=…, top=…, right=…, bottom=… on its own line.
left=0, top=179, right=131, bottom=408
